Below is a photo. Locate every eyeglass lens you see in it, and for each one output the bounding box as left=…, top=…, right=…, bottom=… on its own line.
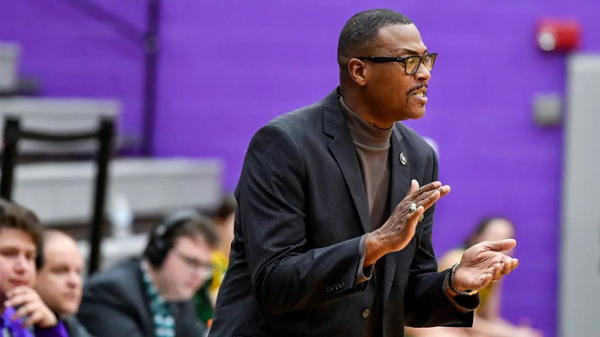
left=405, top=54, right=436, bottom=74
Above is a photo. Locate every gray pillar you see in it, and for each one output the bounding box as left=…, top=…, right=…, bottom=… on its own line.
left=561, top=54, right=600, bottom=336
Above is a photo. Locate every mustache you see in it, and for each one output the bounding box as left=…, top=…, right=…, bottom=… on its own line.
left=407, top=84, right=428, bottom=95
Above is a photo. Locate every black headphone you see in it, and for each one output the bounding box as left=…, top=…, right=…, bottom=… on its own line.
left=143, top=209, right=200, bottom=267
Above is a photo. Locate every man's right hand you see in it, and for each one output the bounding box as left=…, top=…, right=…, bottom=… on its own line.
left=364, top=180, right=450, bottom=266
left=5, top=286, right=58, bottom=328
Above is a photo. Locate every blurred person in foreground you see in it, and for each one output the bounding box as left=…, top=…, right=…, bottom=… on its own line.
left=77, top=210, right=219, bottom=337
left=0, top=199, right=68, bottom=337
left=406, top=217, right=541, bottom=337
left=209, top=9, right=520, bottom=337
left=35, top=231, right=91, bottom=337
left=194, top=195, right=236, bottom=326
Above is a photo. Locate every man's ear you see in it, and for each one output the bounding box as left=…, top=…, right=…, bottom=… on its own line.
left=347, top=58, right=368, bottom=86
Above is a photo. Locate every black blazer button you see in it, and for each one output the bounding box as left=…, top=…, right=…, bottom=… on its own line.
left=326, top=286, right=333, bottom=293
left=362, top=309, right=371, bottom=319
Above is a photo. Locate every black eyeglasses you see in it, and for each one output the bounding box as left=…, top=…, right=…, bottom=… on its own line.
left=356, top=53, right=437, bottom=75
left=173, top=248, right=214, bottom=276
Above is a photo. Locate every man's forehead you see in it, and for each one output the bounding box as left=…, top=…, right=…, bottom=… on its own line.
left=46, top=234, right=77, bottom=248
left=45, top=248, right=84, bottom=267
left=176, top=234, right=209, bottom=250
left=0, top=235, right=36, bottom=250
left=47, top=256, right=84, bottom=268
left=0, top=242, right=35, bottom=251
left=375, top=24, right=427, bottom=55
left=46, top=242, right=80, bottom=256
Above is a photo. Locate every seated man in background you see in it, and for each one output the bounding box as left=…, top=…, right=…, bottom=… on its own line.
left=0, top=199, right=68, bottom=337
left=35, top=230, right=91, bottom=337
left=406, top=217, right=541, bottom=337
left=77, top=210, right=219, bottom=337
left=194, top=195, right=236, bottom=326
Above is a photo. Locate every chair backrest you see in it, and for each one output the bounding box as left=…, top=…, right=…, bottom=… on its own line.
left=0, top=116, right=115, bottom=275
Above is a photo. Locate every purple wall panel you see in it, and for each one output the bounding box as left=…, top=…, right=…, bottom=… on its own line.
left=5, top=1, right=600, bottom=336
left=0, top=0, right=147, bottom=147
left=154, top=3, right=600, bottom=336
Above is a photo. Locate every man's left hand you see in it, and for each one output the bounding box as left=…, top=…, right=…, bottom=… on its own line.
left=453, top=239, right=519, bottom=292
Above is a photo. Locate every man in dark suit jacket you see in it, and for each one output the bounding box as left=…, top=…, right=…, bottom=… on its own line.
left=77, top=212, right=219, bottom=337
left=209, top=9, right=519, bottom=337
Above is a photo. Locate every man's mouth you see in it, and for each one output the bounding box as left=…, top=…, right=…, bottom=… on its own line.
left=408, top=83, right=428, bottom=96
left=9, top=280, right=28, bottom=287
left=411, top=90, right=427, bottom=98
left=62, top=292, right=79, bottom=300
left=408, top=87, right=428, bottom=103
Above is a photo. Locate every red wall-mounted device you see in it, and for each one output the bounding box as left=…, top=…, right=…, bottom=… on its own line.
left=536, top=19, right=582, bottom=52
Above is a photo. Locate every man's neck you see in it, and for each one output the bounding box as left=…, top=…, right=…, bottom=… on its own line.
left=339, top=90, right=394, bottom=129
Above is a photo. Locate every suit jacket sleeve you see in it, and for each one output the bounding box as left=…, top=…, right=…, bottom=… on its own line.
left=238, top=123, right=366, bottom=316
left=404, top=148, right=479, bottom=327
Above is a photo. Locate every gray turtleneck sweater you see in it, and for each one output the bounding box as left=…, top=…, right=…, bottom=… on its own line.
left=340, top=98, right=393, bottom=233
left=340, top=97, right=392, bottom=337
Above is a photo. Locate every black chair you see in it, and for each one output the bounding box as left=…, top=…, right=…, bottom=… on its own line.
left=0, top=116, right=114, bottom=275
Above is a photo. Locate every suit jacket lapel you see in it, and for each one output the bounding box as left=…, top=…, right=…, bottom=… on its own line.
left=323, top=89, right=370, bottom=234
left=383, top=126, right=411, bottom=325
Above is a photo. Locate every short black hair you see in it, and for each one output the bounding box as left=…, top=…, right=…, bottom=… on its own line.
left=337, top=9, right=413, bottom=67
left=165, top=215, right=220, bottom=250
left=211, top=194, right=237, bottom=222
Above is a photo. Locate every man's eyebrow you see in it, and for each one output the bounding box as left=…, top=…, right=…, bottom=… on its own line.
left=397, top=48, right=428, bottom=56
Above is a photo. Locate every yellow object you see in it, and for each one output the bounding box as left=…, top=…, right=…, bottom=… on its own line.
left=208, top=250, right=229, bottom=302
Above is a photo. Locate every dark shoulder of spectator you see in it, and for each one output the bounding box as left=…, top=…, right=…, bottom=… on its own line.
left=62, top=316, right=95, bottom=337
left=82, top=258, right=146, bottom=310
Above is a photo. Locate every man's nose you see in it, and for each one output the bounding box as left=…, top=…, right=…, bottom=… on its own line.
left=14, top=255, right=28, bottom=272
left=414, top=61, right=431, bottom=82
left=67, top=272, right=81, bottom=288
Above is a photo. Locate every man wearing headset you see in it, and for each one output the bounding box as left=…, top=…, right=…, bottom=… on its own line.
left=77, top=210, right=219, bottom=337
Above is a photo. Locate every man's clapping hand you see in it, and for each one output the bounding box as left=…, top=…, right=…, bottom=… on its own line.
left=364, top=180, right=450, bottom=266
left=452, top=240, right=519, bottom=293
